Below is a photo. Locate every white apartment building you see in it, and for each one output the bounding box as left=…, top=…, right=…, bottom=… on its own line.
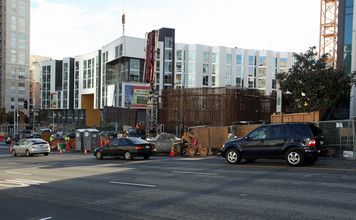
left=176, top=45, right=293, bottom=95
left=41, top=28, right=293, bottom=126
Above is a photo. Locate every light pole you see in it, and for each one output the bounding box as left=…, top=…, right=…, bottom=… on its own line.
left=53, top=112, right=56, bottom=132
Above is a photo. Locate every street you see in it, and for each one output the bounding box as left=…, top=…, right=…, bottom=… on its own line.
left=1, top=142, right=356, bottom=220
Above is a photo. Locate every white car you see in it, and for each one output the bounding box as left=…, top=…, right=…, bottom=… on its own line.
left=12, top=138, right=51, bottom=157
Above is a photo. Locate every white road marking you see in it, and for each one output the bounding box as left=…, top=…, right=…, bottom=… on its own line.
left=39, top=217, right=52, bottom=220
left=110, top=181, right=156, bottom=188
left=172, top=171, right=218, bottom=176
left=6, top=171, right=32, bottom=176
left=0, top=146, right=9, bottom=149
left=0, top=178, right=49, bottom=188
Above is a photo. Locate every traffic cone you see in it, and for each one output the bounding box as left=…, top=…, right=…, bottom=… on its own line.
left=9, top=140, right=13, bottom=153
left=60, top=149, right=62, bottom=155
left=84, top=149, right=87, bottom=155
left=170, top=145, right=175, bottom=157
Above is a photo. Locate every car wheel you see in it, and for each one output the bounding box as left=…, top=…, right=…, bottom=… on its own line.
left=12, top=150, right=17, bottom=156
left=245, top=159, right=256, bottom=163
left=26, top=150, right=31, bottom=157
left=226, top=149, right=241, bottom=164
left=285, top=148, right=304, bottom=166
left=124, top=151, right=132, bottom=160
left=143, top=155, right=150, bottom=160
left=96, top=151, right=103, bottom=160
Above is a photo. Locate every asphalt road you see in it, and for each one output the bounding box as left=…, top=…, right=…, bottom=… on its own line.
left=1, top=142, right=356, bottom=220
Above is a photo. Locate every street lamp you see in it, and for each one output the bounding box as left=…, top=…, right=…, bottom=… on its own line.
left=13, top=75, right=30, bottom=135
left=53, top=112, right=56, bottom=132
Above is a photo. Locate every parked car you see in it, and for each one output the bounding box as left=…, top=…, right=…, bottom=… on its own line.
left=3, top=135, right=13, bottom=144
left=220, top=122, right=328, bottom=166
left=12, top=138, right=51, bottom=157
left=94, top=137, right=156, bottom=160
left=146, top=132, right=183, bottom=153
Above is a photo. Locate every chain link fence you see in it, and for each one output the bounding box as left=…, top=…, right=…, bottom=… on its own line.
left=319, top=118, right=356, bottom=159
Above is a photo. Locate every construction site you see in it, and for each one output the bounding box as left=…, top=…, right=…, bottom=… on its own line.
left=160, top=87, right=276, bottom=134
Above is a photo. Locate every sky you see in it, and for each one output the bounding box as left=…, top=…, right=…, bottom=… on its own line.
left=31, top=0, right=321, bottom=60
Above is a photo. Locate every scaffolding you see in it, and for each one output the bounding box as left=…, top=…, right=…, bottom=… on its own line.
left=160, top=87, right=276, bottom=133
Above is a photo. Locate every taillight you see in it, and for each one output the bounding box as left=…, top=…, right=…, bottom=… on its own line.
left=136, top=146, right=144, bottom=150
left=307, top=139, right=316, bottom=147
left=152, top=144, right=155, bottom=149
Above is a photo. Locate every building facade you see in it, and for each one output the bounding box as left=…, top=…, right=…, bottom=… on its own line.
left=41, top=27, right=293, bottom=127
left=0, top=0, right=31, bottom=113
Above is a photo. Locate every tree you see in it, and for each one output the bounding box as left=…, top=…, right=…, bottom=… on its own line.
left=38, top=109, right=48, bottom=123
left=276, top=46, right=355, bottom=112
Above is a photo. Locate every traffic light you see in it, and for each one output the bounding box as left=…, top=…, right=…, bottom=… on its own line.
left=24, top=100, right=28, bottom=109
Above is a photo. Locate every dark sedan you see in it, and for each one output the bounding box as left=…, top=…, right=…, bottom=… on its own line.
left=94, top=137, right=156, bottom=160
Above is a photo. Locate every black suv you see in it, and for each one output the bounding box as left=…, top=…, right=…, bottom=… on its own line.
left=220, top=123, right=328, bottom=166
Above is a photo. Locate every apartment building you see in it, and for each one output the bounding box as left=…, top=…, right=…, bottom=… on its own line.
left=0, top=0, right=30, bottom=113
left=41, top=27, right=293, bottom=126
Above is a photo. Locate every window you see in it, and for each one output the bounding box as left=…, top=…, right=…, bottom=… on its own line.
left=177, top=50, right=183, bottom=60
left=280, top=58, right=287, bottom=67
left=212, top=53, right=219, bottom=63
left=188, top=51, right=196, bottom=61
left=176, top=62, right=182, bottom=72
left=165, top=61, right=172, bottom=73
left=259, top=56, right=266, bottom=66
left=165, top=50, right=173, bottom=60
left=212, top=64, right=219, bottom=75
left=226, top=66, right=232, bottom=75
left=203, top=76, right=209, bottom=86
left=236, top=55, right=243, bottom=65
left=165, top=37, right=173, bottom=48
left=226, top=76, right=231, bottom=86
left=188, top=63, right=195, bottom=74
left=203, top=64, right=209, bottom=74
left=248, top=126, right=268, bottom=139
left=203, top=52, right=209, bottom=63
left=259, top=68, right=266, bottom=77
left=236, top=66, right=243, bottom=77
left=259, top=79, right=266, bottom=89
left=249, top=56, right=255, bottom=66
left=236, top=78, right=242, bottom=87
left=226, top=54, right=232, bottom=65
left=129, top=59, right=140, bottom=82
left=248, top=67, right=255, bottom=77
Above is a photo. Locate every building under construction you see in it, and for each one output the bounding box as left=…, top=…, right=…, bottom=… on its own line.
left=160, top=87, right=276, bottom=133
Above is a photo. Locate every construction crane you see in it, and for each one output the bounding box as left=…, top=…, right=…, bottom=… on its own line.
left=319, top=0, right=339, bottom=67
left=144, top=30, right=159, bottom=137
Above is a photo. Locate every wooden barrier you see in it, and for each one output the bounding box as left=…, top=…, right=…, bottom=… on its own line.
left=271, top=111, right=322, bottom=124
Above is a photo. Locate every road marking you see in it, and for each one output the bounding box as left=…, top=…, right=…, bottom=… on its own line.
left=179, top=158, right=209, bottom=161
left=0, top=178, right=49, bottom=188
left=172, top=171, right=218, bottom=176
left=109, top=181, right=156, bottom=188
left=39, top=217, right=52, bottom=220
left=222, top=164, right=356, bottom=171
left=0, top=146, right=9, bottom=149
left=6, top=171, right=31, bottom=176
